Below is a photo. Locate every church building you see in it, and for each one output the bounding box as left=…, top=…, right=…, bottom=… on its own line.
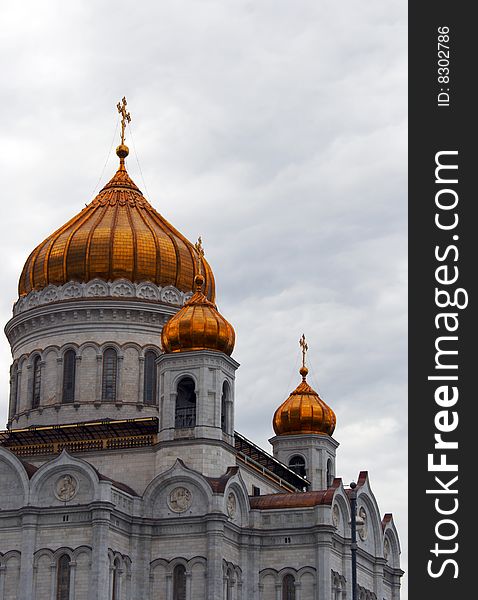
left=0, top=101, right=403, bottom=600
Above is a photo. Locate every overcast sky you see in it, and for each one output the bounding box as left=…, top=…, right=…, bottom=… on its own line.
left=1, top=0, right=407, bottom=594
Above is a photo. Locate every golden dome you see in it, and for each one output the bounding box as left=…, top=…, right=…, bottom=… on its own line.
left=273, top=365, right=336, bottom=436
left=161, top=273, right=235, bottom=355
left=18, top=151, right=215, bottom=301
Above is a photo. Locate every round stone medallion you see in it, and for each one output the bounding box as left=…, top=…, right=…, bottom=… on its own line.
left=168, top=486, right=192, bottom=513
left=358, top=506, right=368, bottom=540
left=55, top=474, right=78, bottom=502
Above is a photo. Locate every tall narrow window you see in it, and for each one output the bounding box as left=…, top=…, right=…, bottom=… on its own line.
left=102, top=348, right=118, bottom=401
left=175, top=377, right=196, bottom=428
left=288, top=455, right=307, bottom=478
left=56, top=554, right=71, bottom=600
left=282, top=574, right=296, bottom=600
left=32, top=355, right=41, bottom=408
left=327, top=458, right=334, bottom=487
left=143, top=351, right=157, bottom=405
left=173, top=564, right=186, bottom=600
left=12, top=363, right=20, bottom=415
left=221, top=381, right=229, bottom=433
left=62, top=349, right=76, bottom=404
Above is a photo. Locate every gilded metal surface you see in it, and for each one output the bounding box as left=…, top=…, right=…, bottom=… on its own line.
left=117, top=96, right=131, bottom=146
left=273, top=367, right=336, bottom=436
left=161, top=275, right=235, bottom=355
left=18, top=161, right=215, bottom=300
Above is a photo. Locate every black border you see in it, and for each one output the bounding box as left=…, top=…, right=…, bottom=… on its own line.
left=409, top=4, right=473, bottom=598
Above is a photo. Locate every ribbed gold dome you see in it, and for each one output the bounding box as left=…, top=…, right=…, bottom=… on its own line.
left=161, top=274, right=235, bottom=355
left=18, top=158, right=215, bottom=301
left=273, top=366, right=336, bottom=436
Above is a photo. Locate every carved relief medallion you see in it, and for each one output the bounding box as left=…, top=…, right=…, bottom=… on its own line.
left=226, top=492, right=237, bottom=518
left=168, top=486, right=192, bottom=512
left=358, top=506, right=368, bottom=540
left=55, top=474, right=78, bottom=502
left=332, top=504, right=340, bottom=528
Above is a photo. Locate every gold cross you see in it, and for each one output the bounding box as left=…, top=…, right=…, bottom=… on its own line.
left=299, top=334, right=308, bottom=369
left=194, top=236, right=204, bottom=274
left=117, top=97, right=131, bottom=145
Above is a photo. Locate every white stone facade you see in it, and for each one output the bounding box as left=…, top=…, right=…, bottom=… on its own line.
left=1, top=284, right=403, bottom=600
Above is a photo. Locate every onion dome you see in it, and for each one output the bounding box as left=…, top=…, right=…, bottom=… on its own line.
left=161, top=271, right=235, bottom=355
left=273, top=336, right=336, bottom=436
left=18, top=125, right=214, bottom=301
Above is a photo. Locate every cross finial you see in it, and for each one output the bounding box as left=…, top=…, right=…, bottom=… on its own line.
left=194, top=236, right=204, bottom=274
left=117, top=96, right=131, bottom=146
left=299, top=333, right=308, bottom=369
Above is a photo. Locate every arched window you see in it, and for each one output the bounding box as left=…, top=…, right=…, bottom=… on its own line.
left=173, top=564, right=186, bottom=600
left=175, top=377, right=196, bottom=428
left=288, top=455, right=307, bottom=478
left=112, top=557, right=121, bottom=600
left=226, top=567, right=234, bottom=600
left=221, top=381, right=230, bottom=433
left=102, top=348, right=118, bottom=401
left=282, top=574, right=296, bottom=600
left=32, top=355, right=41, bottom=408
left=143, top=350, right=157, bottom=405
left=62, top=349, right=76, bottom=404
left=56, top=554, right=71, bottom=600
left=327, top=458, right=334, bottom=487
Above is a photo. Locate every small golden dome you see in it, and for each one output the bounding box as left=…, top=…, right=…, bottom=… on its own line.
left=18, top=159, right=215, bottom=300
left=273, top=345, right=336, bottom=436
left=161, top=274, right=235, bottom=355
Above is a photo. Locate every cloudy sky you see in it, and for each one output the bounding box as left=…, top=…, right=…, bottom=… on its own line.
left=1, top=0, right=407, bottom=593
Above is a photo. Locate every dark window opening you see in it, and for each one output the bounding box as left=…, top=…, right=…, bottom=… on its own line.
left=221, top=381, right=230, bottom=433
left=62, top=349, right=76, bottom=404
left=252, top=485, right=261, bottom=497
left=143, top=351, right=157, bottom=405
left=32, top=356, right=41, bottom=408
left=56, top=554, right=71, bottom=600
left=173, top=564, right=186, bottom=600
left=112, top=558, right=120, bottom=600
left=327, top=458, right=334, bottom=487
left=102, top=348, right=118, bottom=401
left=175, top=378, right=196, bottom=428
left=282, top=574, right=296, bottom=600
left=288, top=455, right=307, bottom=478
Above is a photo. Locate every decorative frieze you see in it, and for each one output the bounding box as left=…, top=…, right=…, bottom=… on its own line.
left=13, top=279, right=193, bottom=316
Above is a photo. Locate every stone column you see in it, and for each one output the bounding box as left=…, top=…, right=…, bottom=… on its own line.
left=206, top=518, right=225, bottom=598
left=130, top=525, right=152, bottom=599
left=165, top=572, right=172, bottom=600
left=116, top=354, right=124, bottom=404
left=56, top=356, right=63, bottom=404
left=0, top=564, right=6, bottom=600
left=138, top=356, right=145, bottom=404
left=50, top=561, right=56, bottom=600
left=89, top=506, right=111, bottom=600
left=95, top=354, right=102, bottom=403
left=185, top=570, right=192, bottom=600
left=69, top=560, right=77, bottom=600
left=316, top=530, right=332, bottom=600
left=74, top=355, right=82, bottom=405
left=18, top=511, right=38, bottom=599
left=275, top=582, right=281, bottom=600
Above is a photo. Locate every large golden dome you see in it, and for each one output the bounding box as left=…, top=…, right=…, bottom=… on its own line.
left=18, top=153, right=215, bottom=301
left=273, top=359, right=336, bottom=437
left=161, top=273, right=235, bottom=355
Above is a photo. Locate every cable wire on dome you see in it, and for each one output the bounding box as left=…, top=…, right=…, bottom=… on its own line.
left=127, top=121, right=151, bottom=198
left=90, top=116, right=120, bottom=197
